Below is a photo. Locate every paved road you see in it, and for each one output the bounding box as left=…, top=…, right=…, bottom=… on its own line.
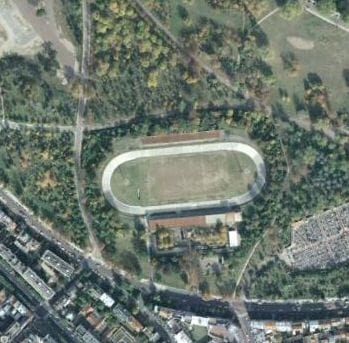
left=5, top=185, right=349, bottom=340
left=102, top=141, right=266, bottom=215
left=246, top=300, right=349, bottom=321
left=13, top=0, right=76, bottom=69
left=231, top=300, right=254, bottom=343
left=0, top=186, right=83, bottom=257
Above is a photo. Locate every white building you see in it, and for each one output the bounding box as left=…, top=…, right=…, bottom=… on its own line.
left=174, top=331, right=192, bottom=343
left=99, top=293, right=115, bottom=308
left=190, top=316, right=210, bottom=327
left=228, top=230, right=241, bottom=247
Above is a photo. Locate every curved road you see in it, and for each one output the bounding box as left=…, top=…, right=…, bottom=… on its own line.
left=102, top=141, right=266, bottom=216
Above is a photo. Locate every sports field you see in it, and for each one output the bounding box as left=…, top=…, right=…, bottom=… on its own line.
left=110, top=150, right=257, bottom=207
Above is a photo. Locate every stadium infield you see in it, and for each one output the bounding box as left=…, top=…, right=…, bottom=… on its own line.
left=102, top=141, right=266, bottom=215
left=111, top=151, right=256, bottom=206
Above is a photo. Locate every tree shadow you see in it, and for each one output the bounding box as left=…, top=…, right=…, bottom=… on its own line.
left=304, top=72, right=323, bottom=89
left=272, top=102, right=289, bottom=121
left=251, top=27, right=269, bottom=47
left=308, top=103, right=326, bottom=122
left=242, top=4, right=270, bottom=47
left=280, top=51, right=298, bottom=71
left=256, top=58, right=273, bottom=77
left=292, top=94, right=306, bottom=112
left=343, top=69, right=349, bottom=87
left=278, top=87, right=288, bottom=99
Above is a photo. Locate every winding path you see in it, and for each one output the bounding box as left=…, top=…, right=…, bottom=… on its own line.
left=102, top=141, right=266, bottom=216
left=2, top=119, right=74, bottom=132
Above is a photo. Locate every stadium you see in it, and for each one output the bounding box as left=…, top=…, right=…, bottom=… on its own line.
left=102, top=133, right=266, bottom=216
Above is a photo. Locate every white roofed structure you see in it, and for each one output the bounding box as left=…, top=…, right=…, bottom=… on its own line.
left=228, top=230, right=241, bottom=247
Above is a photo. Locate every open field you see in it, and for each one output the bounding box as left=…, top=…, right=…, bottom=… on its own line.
left=146, top=0, right=278, bottom=35
left=111, top=150, right=256, bottom=206
left=102, top=141, right=266, bottom=215
left=261, top=12, right=349, bottom=115
left=167, top=0, right=245, bottom=36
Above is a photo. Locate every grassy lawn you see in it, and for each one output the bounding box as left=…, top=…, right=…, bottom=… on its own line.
left=151, top=0, right=278, bottom=36
left=261, top=11, right=349, bottom=116
left=110, top=150, right=257, bottom=206
left=190, top=325, right=208, bottom=341
left=114, top=229, right=152, bottom=278
left=157, top=270, right=187, bottom=289
left=168, top=0, right=245, bottom=36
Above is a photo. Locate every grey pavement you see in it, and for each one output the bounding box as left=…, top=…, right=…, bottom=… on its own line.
left=13, top=0, right=76, bottom=69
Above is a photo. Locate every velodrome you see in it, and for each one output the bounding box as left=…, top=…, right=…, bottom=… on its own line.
left=102, top=141, right=266, bottom=216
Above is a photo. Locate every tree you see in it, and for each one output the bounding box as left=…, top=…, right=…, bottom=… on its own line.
left=177, top=5, right=189, bottom=20
left=199, top=280, right=210, bottom=296
left=36, top=7, right=46, bottom=17
left=119, top=251, right=142, bottom=275
left=280, top=0, right=302, bottom=20
left=317, top=0, right=337, bottom=15
left=280, top=51, right=300, bottom=75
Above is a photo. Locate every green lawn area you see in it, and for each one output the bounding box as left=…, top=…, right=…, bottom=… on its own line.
left=113, top=229, right=152, bottom=278
left=190, top=325, right=208, bottom=341
left=157, top=270, right=187, bottom=289
left=110, top=150, right=257, bottom=206
left=261, top=11, right=349, bottom=116
left=167, top=0, right=245, bottom=36
left=150, top=0, right=278, bottom=36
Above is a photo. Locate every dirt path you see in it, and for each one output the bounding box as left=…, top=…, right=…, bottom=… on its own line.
left=73, top=0, right=103, bottom=262
left=233, top=234, right=265, bottom=299
left=129, top=0, right=232, bottom=88
left=305, top=7, right=349, bottom=34
left=253, top=7, right=280, bottom=29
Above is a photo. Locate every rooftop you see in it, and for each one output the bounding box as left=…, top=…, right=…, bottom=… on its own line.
left=41, top=250, right=74, bottom=278
left=148, top=211, right=242, bottom=230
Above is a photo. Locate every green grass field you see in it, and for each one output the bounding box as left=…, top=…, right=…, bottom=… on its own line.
left=168, top=0, right=244, bottom=36
left=165, top=0, right=277, bottom=36
left=111, top=150, right=257, bottom=206
left=261, top=12, right=349, bottom=116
